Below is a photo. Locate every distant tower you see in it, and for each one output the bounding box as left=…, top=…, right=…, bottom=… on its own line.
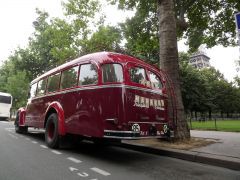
left=189, top=48, right=211, bottom=69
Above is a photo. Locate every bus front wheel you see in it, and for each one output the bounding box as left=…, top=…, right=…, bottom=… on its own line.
left=45, top=113, right=60, bottom=149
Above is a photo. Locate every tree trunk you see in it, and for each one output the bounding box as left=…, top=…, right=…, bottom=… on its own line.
left=209, top=109, right=212, bottom=120
left=195, top=111, right=197, bottom=120
left=157, top=0, right=190, bottom=139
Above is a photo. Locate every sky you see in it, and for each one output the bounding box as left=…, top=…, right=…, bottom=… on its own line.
left=0, top=0, right=239, bottom=82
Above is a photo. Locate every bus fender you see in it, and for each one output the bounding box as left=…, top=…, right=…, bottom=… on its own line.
left=45, top=102, right=66, bottom=136
left=17, top=107, right=26, bottom=126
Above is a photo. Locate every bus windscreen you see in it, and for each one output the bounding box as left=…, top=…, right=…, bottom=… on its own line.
left=0, top=95, right=11, bottom=104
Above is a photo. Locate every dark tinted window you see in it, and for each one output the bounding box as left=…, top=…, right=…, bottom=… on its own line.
left=47, top=73, right=60, bottom=92
left=102, top=64, right=123, bottom=83
left=61, top=66, right=79, bottom=89
left=149, top=71, right=163, bottom=89
left=130, top=67, right=146, bottom=84
left=36, top=78, right=47, bottom=96
left=79, top=64, right=98, bottom=86
left=0, top=95, right=11, bottom=104
left=30, top=83, right=37, bottom=98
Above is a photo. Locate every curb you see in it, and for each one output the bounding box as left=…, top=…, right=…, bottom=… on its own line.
left=119, top=142, right=240, bottom=171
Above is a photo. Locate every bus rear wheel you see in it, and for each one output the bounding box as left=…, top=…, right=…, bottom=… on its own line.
left=15, top=113, right=28, bottom=134
left=45, top=113, right=60, bottom=149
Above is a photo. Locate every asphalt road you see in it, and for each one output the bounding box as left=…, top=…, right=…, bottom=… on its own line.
left=0, top=121, right=240, bottom=180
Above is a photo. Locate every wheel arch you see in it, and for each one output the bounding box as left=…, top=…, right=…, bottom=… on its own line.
left=44, top=102, right=66, bottom=136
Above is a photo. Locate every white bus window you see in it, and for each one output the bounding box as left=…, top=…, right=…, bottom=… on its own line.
left=79, top=64, right=98, bottom=86
left=0, top=95, right=11, bottom=104
left=102, top=64, right=123, bottom=83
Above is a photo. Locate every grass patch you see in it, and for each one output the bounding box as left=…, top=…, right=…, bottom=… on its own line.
left=189, top=120, right=240, bottom=132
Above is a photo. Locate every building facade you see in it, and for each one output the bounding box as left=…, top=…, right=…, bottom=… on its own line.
left=189, top=51, right=210, bottom=69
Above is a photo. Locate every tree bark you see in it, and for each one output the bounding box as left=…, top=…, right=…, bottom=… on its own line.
left=208, top=109, right=212, bottom=120
left=157, top=0, right=190, bottom=139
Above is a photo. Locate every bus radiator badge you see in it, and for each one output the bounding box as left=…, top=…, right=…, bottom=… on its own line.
left=132, top=124, right=140, bottom=132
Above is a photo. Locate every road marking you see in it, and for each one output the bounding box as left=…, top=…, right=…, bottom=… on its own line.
left=5, top=128, right=14, bottom=130
left=69, top=167, right=78, bottom=172
left=8, top=133, right=18, bottom=139
left=67, top=157, right=82, bottom=163
left=77, top=172, right=89, bottom=177
left=90, top=167, right=111, bottom=176
left=51, top=150, right=62, bottom=155
left=31, top=141, right=38, bottom=144
left=40, top=145, right=48, bottom=149
left=5, top=128, right=14, bottom=132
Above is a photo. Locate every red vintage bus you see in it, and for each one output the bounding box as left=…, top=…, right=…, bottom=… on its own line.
left=15, top=52, right=174, bottom=148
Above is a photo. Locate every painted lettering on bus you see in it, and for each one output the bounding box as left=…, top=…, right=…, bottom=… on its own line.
left=134, top=95, right=165, bottom=110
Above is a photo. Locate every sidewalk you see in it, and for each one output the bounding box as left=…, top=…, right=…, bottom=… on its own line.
left=121, top=130, right=240, bottom=171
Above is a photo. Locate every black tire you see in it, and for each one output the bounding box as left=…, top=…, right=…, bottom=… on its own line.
left=45, top=113, right=60, bottom=149
left=15, top=112, right=28, bottom=134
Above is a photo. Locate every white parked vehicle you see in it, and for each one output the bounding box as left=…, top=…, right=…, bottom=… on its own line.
left=0, top=92, right=12, bottom=120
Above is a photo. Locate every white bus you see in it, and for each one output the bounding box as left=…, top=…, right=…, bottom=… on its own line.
left=0, top=92, right=12, bottom=120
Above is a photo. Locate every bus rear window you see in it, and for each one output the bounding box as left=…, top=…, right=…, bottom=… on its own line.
left=30, top=83, right=37, bottom=98
left=102, top=64, right=123, bottom=83
left=130, top=67, right=146, bottom=84
left=149, top=71, right=163, bottom=89
left=36, top=78, right=47, bottom=96
left=0, top=95, right=11, bottom=104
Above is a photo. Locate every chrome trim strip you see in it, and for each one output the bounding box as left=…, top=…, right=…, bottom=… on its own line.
left=32, top=84, right=166, bottom=100
left=104, top=130, right=138, bottom=134
left=105, top=118, right=117, bottom=121
left=103, top=136, right=167, bottom=139
left=128, top=122, right=167, bottom=125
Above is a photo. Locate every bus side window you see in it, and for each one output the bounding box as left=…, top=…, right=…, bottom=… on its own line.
left=149, top=71, right=163, bottom=89
left=79, top=64, right=98, bottom=86
left=29, top=83, right=37, bottom=98
left=102, top=63, right=123, bottom=83
left=47, top=73, right=61, bottom=93
left=36, top=78, right=47, bottom=96
left=130, top=67, right=146, bottom=84
left=60, top=66, right=79, bottom=89
left=0, top=95, right=12, bottom=104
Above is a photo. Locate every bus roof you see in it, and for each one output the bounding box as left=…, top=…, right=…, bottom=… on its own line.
left=31, top=52, right=160, bottom=85
left=0, top=92, right=12, bottom=97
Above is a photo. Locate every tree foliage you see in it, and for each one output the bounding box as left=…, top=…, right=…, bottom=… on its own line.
left=81, top=25, right=123, bottom=54
left=180, top=53, right=240, bottom=119
left=109, top=0, right=240, bottom=54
